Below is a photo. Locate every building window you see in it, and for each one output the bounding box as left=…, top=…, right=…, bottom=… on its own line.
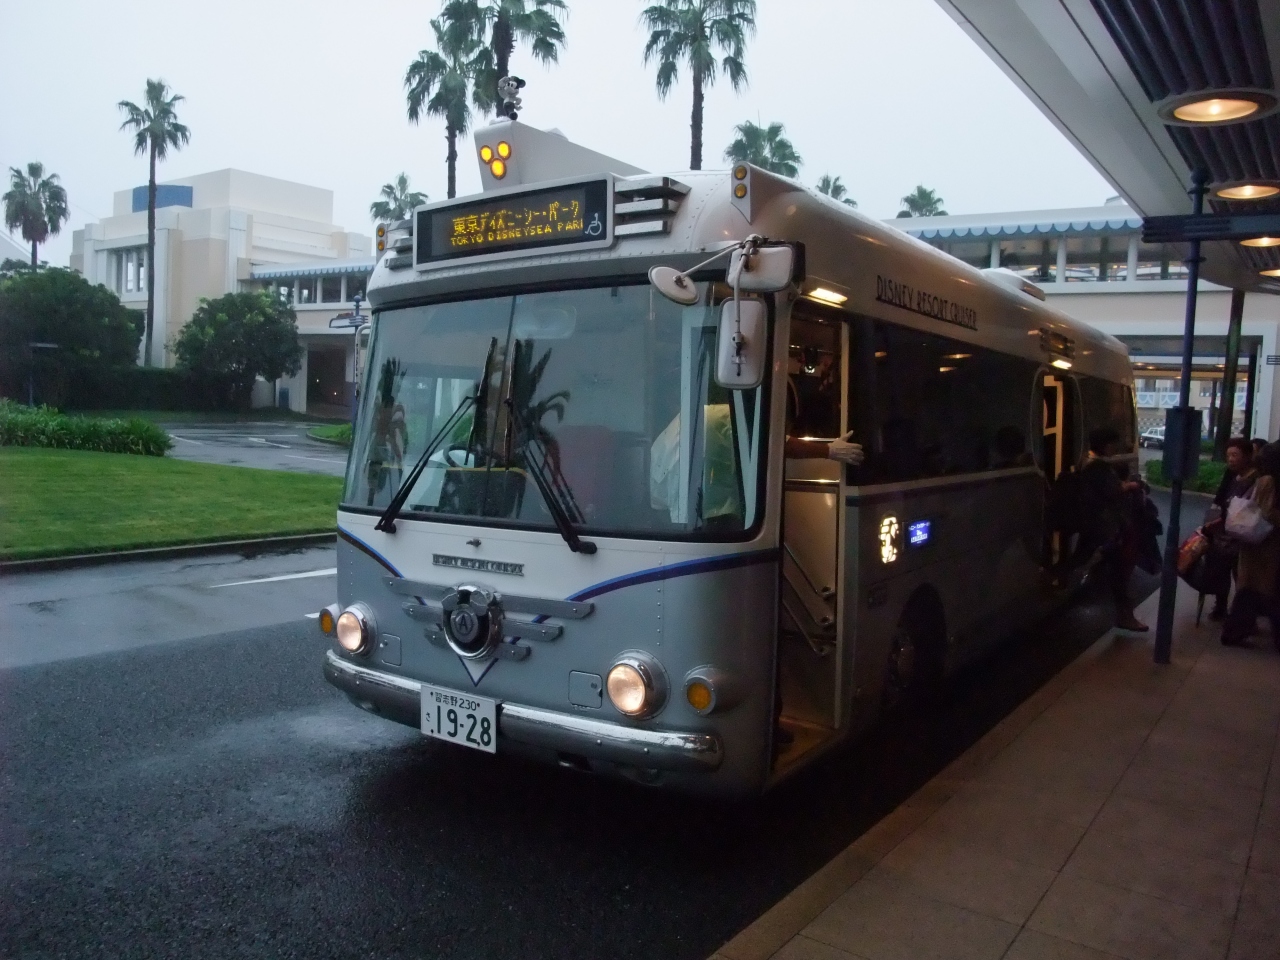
left=346, top=273, right=367, bottom=300
left=1061, top=235, right=1124, bottom=282
left=273, top=281, right=294, bottom=303
left=321, top=275, right=342, bottom=303
left=1133, top=240, right=1189, bottom=281
left=938, top=240, right=990, bottom=270
left=125, top=251, right=137, bottom=292
left=298, top=277, right=317, bottom=304
left=998, top=238, right=1056, bottom=282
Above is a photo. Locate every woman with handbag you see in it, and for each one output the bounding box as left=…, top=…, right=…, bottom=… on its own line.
left=1221, top=442, right=1280, bottom=648
left=1204, top=438, right=1256, bottom=620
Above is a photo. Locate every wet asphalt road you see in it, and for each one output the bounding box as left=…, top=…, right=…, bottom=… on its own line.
left=0, top=579, right=1161, bottom=959
left=164, top=422, right=349, bottom=477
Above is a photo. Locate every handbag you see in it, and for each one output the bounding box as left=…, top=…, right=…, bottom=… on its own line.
left=1177, top=530, right=1210, bottom=575
left=1225, top=487, right=1273, bottom=544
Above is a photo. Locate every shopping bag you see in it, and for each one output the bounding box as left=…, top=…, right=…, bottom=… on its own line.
left=1225, top=492, right=1273, bottom=544
left=1176, top=530, right=1210, bottom=575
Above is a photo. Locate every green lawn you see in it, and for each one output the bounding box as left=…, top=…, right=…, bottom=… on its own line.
left=308, top=423, right=352, bottom=446
left=0, top=447, right=343, bottom=561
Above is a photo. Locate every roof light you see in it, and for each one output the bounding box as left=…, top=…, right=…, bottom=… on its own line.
left=733, top=183, right=747, bottom=198
left=1158, top=89, right=1278, bottom=126
left=479, top=145, right=494, bottom=163
left=733, top=165, right=748, bottom=181
left=496, top=141, right=511, bottom=159
left=1216, top=182, right=1280, bottom=201
left=1051, top=358, right=1073, bottom=370
left=1241, top=237, right=1280, bottom=248
left=808, top=287, right=847, bottom=305
left=490, top=158, right=507, bottom=179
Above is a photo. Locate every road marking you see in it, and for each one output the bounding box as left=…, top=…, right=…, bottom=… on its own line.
left=249, top=437, right=290, bottom=448
left=286, top=454, right=347, bottom=464
left=211, top=568, right=337, bottom=588
left=170, top=435, right=204, bottom=445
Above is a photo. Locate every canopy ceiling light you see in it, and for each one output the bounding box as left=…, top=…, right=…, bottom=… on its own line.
left=1215, top=182, right=1280, bottom=201
left=1261, top=268, right=1280, bottom=278
left=1157, top=89, right=1278, bottom=126
left=1241, top=237, right=1280, bottom=248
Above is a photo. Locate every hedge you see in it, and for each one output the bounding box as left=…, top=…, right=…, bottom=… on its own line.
left=1143, top=457, right=1226, bottom=494
left=0, top=400, right=172, bottom=456
left=57, top=365, right=235, bottom=412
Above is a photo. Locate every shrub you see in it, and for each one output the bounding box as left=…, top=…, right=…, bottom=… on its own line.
left=1144, top=457, right=1226, bottom=494
left=0, top=400, right=171, bottom=456
left=60, top=365, right=232, bottom=412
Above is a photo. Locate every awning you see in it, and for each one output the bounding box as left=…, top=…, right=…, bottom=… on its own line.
left=250, top=257, right=376, bottom=280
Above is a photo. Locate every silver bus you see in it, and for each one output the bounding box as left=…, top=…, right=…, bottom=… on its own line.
left=318, top=120, right=1136, bottom=797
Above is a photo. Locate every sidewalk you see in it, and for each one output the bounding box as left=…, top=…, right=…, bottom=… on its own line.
left=713, top=584, right=1280, bottom=960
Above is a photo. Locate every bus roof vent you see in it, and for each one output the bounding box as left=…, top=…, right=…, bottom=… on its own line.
left=982, top=267, right=1047, bottom=301
left=613, top=176, right=690, bottom=238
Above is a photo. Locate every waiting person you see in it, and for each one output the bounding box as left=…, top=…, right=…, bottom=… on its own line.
left=1077, top=426, right=1147, bottom=631
left=1205, top=438, right=1256, bottom=620
left=1221, top=442, right=1280, bottom=648
left=1252, top=437, right=1268, bottom=459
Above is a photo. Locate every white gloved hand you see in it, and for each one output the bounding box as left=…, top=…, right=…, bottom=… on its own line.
left=827, top=431, right=864, bottom=465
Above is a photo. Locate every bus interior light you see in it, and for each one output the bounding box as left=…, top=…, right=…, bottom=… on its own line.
left=1051, top=358, right=1073, bottom=369
left=808, top=287, right=847, bottom=305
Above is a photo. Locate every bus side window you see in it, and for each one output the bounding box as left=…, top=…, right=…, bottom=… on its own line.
left=851, top=319, right=1039, bottom=483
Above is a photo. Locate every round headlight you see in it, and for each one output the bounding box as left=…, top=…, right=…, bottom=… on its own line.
left=335, top=603, right=375, bottom=654
left=606, top=652, right=668, bottom=718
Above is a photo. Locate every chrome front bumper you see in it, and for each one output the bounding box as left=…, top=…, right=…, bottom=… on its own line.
left=323, top=651, right=723, bottom=773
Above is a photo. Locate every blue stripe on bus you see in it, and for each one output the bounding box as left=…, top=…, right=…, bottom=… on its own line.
left=338, top=527, right=403, bottom=577
left=565, top=547, right=779, bottom=603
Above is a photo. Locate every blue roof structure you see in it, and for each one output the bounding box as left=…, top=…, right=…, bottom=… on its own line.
left=250, top=257, right=375, bottom=280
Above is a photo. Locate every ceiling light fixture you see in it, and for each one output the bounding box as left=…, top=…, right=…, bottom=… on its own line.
left=1241, top=237, right=1280, bottom=248
left=1216, top=182, right=1280, bottom=201
left=1261, top=268, right=1280, bottom=278
left=1157, top=89, right=1278, bottom=126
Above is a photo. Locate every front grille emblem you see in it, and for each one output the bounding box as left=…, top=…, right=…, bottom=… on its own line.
left=440, top=585, right=503, bottom=661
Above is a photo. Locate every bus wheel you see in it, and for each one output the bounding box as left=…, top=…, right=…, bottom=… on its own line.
left=882, top=596, right=943, bottom=713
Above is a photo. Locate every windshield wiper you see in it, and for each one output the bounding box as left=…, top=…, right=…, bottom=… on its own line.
left=374, top=394, right=475, bottom=533
left=374, top=337, right=497, bottom=534
left=504, top=396, right=597, bottom=555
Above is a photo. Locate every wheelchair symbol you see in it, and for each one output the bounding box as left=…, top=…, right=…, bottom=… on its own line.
left=584, top=212, right=603, bottom=237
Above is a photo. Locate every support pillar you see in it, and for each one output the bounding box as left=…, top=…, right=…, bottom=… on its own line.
left=1244, top=345, right=1259, bottom=439
left=1214, top=289, right=1246, bottom=458
left=1154, top=170, right=1209, bottom=666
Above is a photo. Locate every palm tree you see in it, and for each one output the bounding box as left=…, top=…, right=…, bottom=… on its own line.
left=641, top=0, right=755, bottom=171
left=724, top=121, right=801, bottom=178
left=370, top=173, right=428, bottom=222
left=816, top=174, right=857, bottom=208
left=407, top=19, right=483, bottom=199
left=3, top=163, right=69, bottom=268
left=118, top=79, right=190, bottom=367
left=438, top=0, right=567, bottom=117
left=896, top=185, right=947, bottom=218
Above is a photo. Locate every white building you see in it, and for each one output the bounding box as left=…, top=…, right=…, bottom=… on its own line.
left=891, top=200, right=1280, bottom=439
left=70, top=169, right=374, bottom=415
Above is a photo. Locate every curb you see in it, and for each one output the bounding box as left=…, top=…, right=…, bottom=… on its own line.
left=306, top=429, right=351, bottom=448
left=0, top=532, right=338, bottom=575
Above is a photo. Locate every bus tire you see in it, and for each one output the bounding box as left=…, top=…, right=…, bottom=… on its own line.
left=881, top=591, right=945, bottom=713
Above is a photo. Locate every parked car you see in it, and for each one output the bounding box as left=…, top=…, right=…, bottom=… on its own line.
left=1139, top=426, right=1165, bottom=449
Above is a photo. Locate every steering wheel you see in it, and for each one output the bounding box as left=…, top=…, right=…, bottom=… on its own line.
left=442, top=445, right=472, bottom=468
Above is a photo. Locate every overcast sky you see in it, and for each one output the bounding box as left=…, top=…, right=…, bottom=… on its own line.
left=1, top=0, right=1116, bottom=266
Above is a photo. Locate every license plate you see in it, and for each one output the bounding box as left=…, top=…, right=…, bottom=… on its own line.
left=420, top=684, right=498, bottom=753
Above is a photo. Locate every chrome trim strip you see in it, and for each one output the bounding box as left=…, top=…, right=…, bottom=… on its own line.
left=323, top=652, right=721, bottom=772
left=386, top=576, right=594, bottom=619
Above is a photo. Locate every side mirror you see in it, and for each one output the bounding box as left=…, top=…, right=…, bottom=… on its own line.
left=727, top=244, right=794, bottom=293
left=716, top=299, right=767, bottom=389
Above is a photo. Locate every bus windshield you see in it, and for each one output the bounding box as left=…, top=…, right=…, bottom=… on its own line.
left=343, top=282, right=767, bottom=540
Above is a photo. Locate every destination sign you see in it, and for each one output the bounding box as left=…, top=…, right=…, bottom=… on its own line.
left=416, top=180, right=610, bottom=265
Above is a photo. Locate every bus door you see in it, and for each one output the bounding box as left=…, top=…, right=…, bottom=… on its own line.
left=1042, top=372, right=1079, bottom=565
left=776, top=308, right=844, bottom=759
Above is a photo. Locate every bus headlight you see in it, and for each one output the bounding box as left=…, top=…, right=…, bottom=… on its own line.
left=336, top=603, right=376, bottom=655
left=606, top=652, right=668, bottom=718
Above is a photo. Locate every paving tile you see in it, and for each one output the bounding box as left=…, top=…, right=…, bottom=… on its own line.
left=771, top=934, right=870, bottom=960
left=1248, top=814, right=1280, bottom=875
left=869, top=829, right=1058, bottom=925
left=978, top=742, right=1132, bottom=809
left=1088, top=791, right=1257, bottom=866
left=1062, top=826, right=1246, bottom=916
left=908, top=784, right=1090, bottom=871
left=1003, top=929, right=1127, bottom=960
left=1114, top=757, right=1265, bottom=821
left=804, top=875, right=1019, bottom=960
left=1029, top=873, right=1234, bottom=960
left=1227, top=868, right=1280, bottom=960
